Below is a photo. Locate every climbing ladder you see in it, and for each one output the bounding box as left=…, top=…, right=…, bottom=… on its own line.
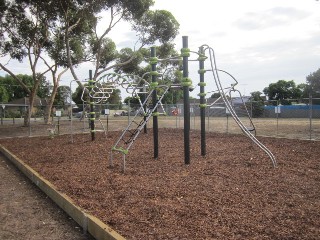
left=110, top=85, right=170, bottom=171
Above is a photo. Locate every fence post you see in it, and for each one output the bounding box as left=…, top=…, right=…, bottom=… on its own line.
left=276, top=100, right=279, bottom=136
left=309, top=91, right=313, bottom=140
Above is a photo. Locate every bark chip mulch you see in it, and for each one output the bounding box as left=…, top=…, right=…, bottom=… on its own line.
left=0, top=129, right=319, bottom=239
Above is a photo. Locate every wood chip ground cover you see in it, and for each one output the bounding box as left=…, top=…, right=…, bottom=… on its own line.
left=0, top=129, right=319, bottom=239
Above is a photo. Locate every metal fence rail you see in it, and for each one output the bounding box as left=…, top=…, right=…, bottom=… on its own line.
left=0, top=99, right=319, bottom=140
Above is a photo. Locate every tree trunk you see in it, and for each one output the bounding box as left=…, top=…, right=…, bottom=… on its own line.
left=44, top=84, right=58, bottom=124
left=23, top=90, right=37, bottom=127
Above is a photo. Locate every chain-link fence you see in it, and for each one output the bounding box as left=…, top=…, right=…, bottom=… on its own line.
left=156, top=98, right=320, bottom=140
left=1, top=98, right=319, bottom=140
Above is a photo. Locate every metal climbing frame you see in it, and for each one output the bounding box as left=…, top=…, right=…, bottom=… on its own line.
left=228, top=88, right=256, bottom=134
left=202, top=45, right=277, bottom=167
left=110, top=84, right=170, bottom=172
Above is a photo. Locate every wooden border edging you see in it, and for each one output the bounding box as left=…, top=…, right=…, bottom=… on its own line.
left=0, top=144, right=126, bottom=240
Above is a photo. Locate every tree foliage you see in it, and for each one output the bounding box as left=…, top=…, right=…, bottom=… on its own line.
left=123, top=96, right=140, bottom=105
left=263, top=80, right=304, bottom=105
left=249, top=91, right=264, bottom=117
left=0, top=0, right=72, bottom=125
left=0, top=74, right=49, bottom=102
left=133, top=10, right=180, bottom=45
left=1, top=0, right=180, bottom=124
left=61, top=0, right=179, bottom=84
left=0, top=85, right=9, bottom=102
left=211, top=92, right=221, bottom=99
left=53, top=85, right=71, bottom=107
left=306, top=68, right=320, bottom=97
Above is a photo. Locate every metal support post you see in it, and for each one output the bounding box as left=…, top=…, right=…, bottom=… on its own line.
left=89, top=70, right=95, bottom=141
left=198, top=46, right=206, bottom=156
left=182, top=36, right=190, bottom=164
left=151, top=47, right=159, bottom=159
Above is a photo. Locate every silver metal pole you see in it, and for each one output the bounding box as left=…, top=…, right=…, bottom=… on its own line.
left=309, top=92, right=312, bottom=140
left=69, top=80, right=77, bottom=143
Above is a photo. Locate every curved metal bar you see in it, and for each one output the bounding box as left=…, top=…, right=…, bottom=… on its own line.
left=229, top=88, right=256, bottom=135
left=206, top=46, right=277, bottom=167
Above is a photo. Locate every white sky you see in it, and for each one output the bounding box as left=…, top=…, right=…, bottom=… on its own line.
left=1, top=0, right=319, bottom=98
left=149, top=0, right=320, bottom=96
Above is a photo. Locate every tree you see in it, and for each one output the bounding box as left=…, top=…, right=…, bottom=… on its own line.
left=124, top=96, right=140, bottom=106
left=263, top=80, right=303, bottom=105
left=306, top=68, right=320, bottom=104
left=0, top=74, right=49, bottom=101
left=106, top=89, right=122, bottom=109
left=211, top=92, right=221, bottom=99
left=0, top=85, right=9, bottom=102
left=53, top=85, right=71, bottom=107
left=249, top=91, right=264, bottom=117
left=72, top=85, right=88, bottom=111
left=116, top=43, right=183, bottom=105
left=160, top=70, right=183, bottom=104
left=307, top=68, right=320, bottom=91
left=63, top=1, right=180, bottom=87
left=1, top=0, right=180, bottom=126
left=0, top=0, right=71, bottom=125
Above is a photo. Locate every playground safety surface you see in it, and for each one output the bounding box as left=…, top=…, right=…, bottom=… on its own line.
left=0, top=129, right=319, bottom=239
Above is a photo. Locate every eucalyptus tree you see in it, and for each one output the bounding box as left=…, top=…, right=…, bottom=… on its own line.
left=0, top=0, right=74, bottom=125
left=61, top=1, right=180, bottom=84
left=115, top=42, right=183, bottom=104
left=1, top=0, right=180, bottom=125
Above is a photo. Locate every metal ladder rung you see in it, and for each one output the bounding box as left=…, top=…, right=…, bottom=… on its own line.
left=111, top=85, right=171, bottom=171
left=132, top=120, right=143, bottom=126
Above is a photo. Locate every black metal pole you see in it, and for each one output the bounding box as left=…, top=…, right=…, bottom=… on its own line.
left=182, top=36, right=190, bottom=164
left=143, top=85, right=147, bottom=134
left=151, top=47, right=158, bottom=159
left=89, top=70, right=95, bottom=141
left=198, top=46, right=206, bottom=156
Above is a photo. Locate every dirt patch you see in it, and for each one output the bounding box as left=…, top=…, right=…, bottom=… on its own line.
left=0, top=129, right=319, bottom=239
left=0, top=154, right=94, bottom=240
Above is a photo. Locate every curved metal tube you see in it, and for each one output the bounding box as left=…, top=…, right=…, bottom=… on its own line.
left=206, top=47, right=277, bottom=167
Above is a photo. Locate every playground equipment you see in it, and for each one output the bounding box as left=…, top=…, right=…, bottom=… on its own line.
left=98, top=73, right=170, bottom=169
left=202, top=45, right=276, bottom=167
left=207, top=69, right=256, bottom=135
left=75, top=36, right=276, bottom=170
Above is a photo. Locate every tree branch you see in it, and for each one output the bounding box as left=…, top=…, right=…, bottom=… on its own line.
left=39, top=55, right=56, bottom=73
left=0, top=63, right=31, bottom=94
left=94, top=8, right=125, bottom=79
left=97, top=43, right=145, bottom=77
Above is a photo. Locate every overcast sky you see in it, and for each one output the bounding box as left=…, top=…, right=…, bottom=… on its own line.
left=149, top=0, right=320, bottom=96
left=1, top=0, right=319, bottom=98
